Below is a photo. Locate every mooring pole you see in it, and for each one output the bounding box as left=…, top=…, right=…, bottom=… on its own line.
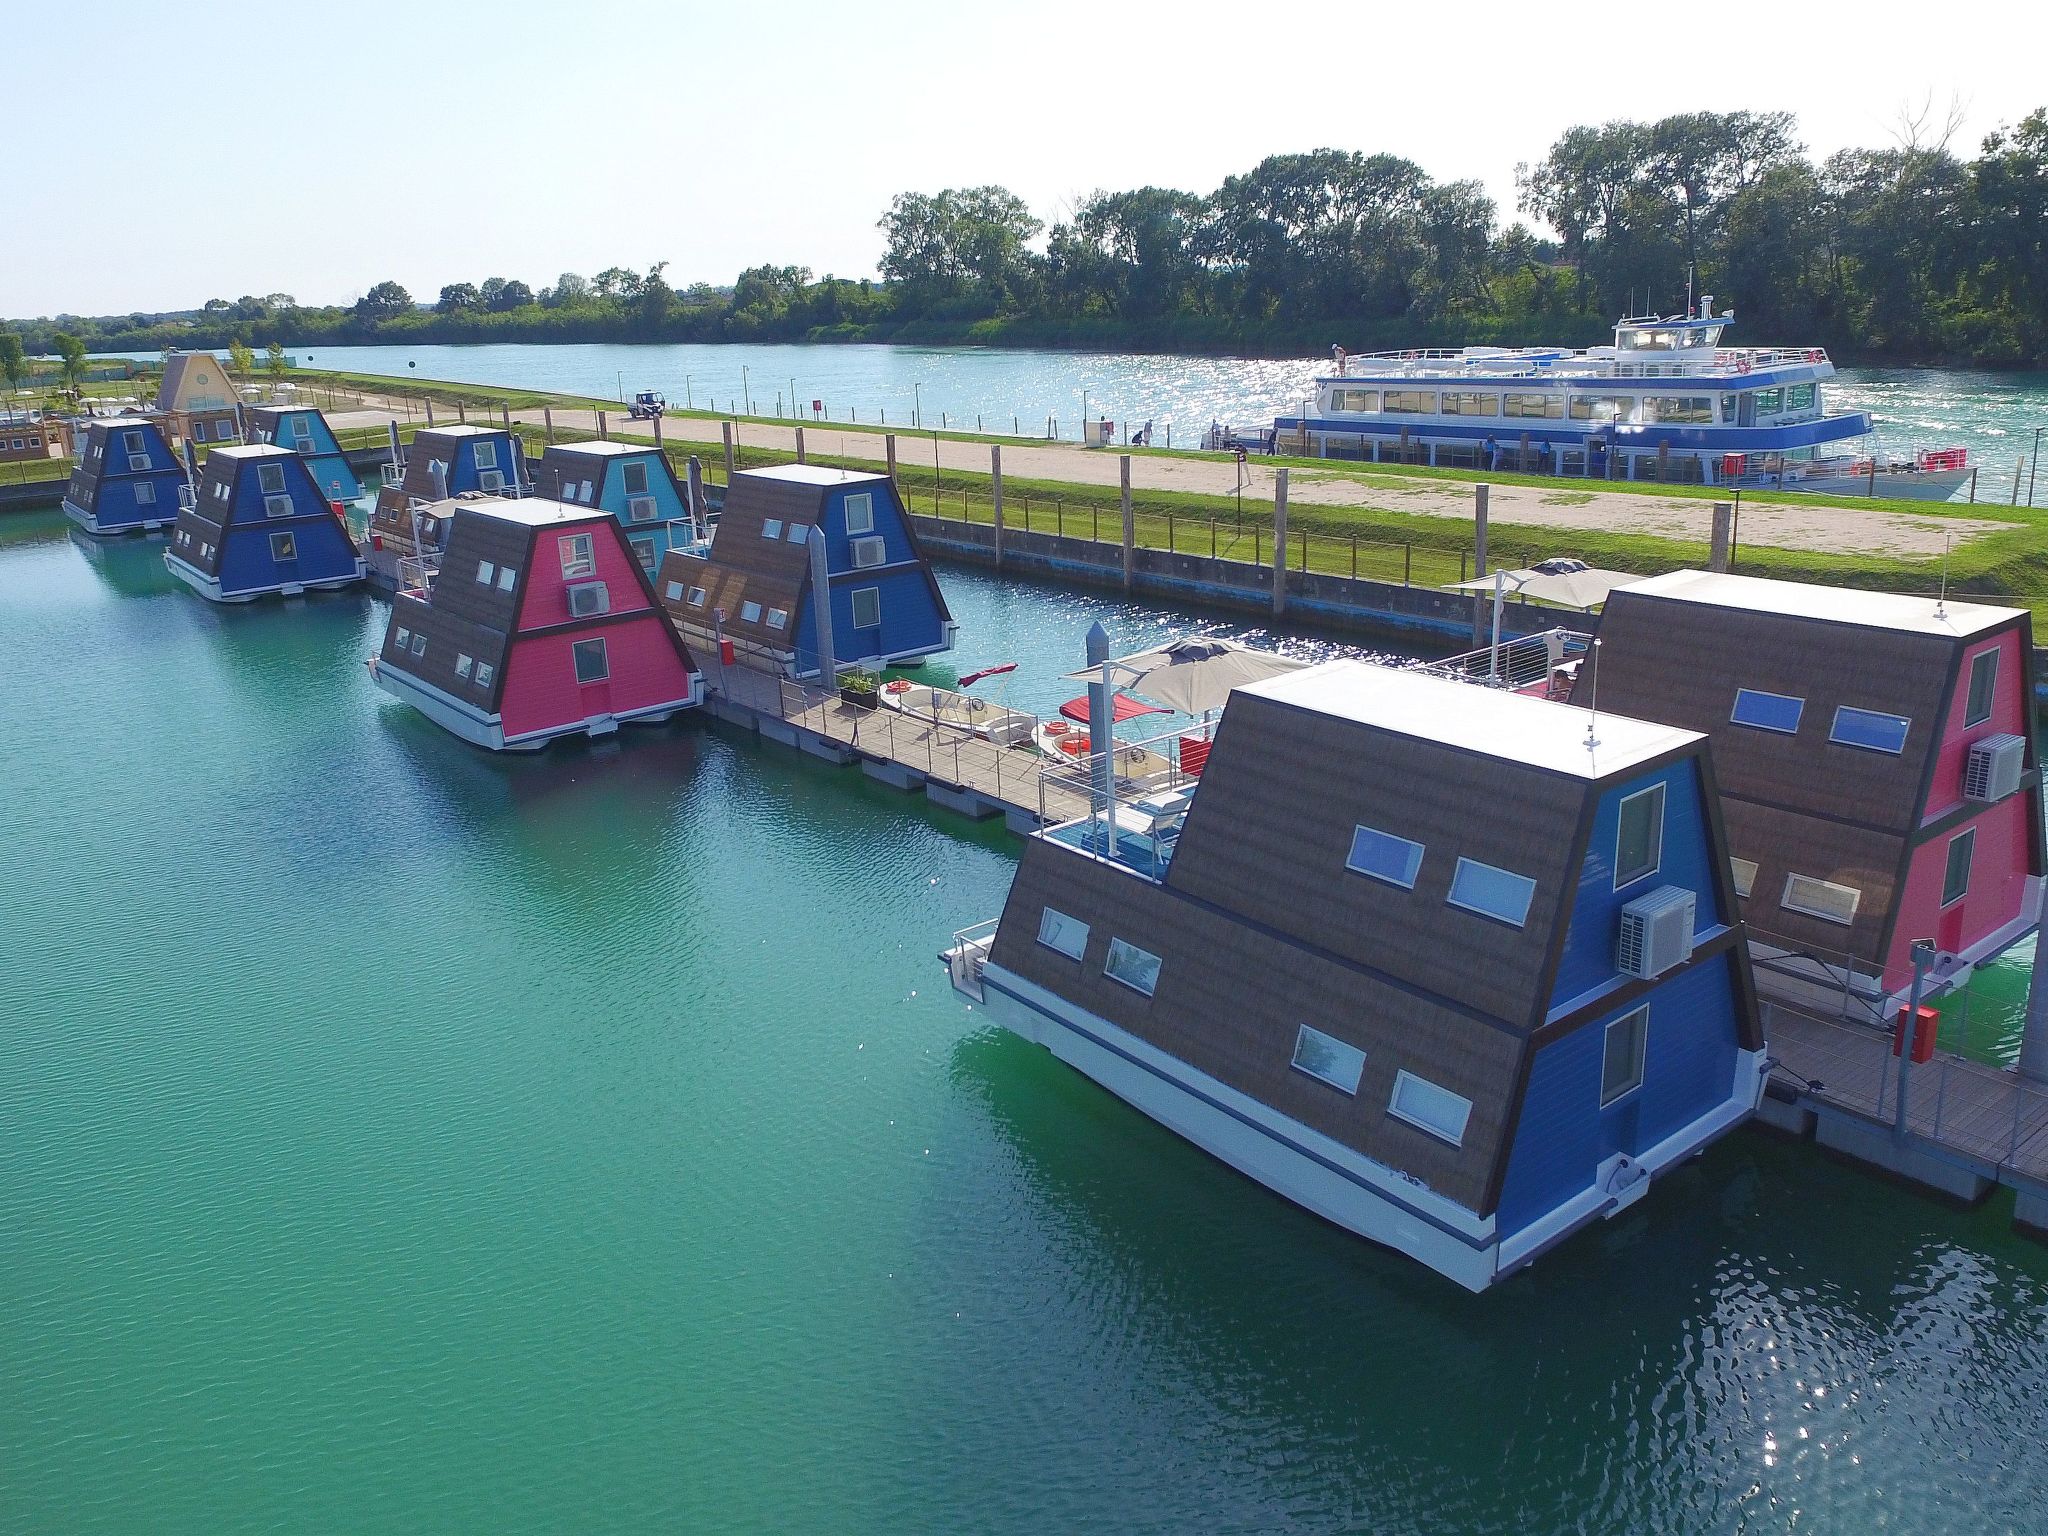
left=722, top=420, right=735, bottom=481
left=1272, top=466, right=1290, bottom=618
left=1120, top=455, right=1134, bottom=593
left=1471, top=483, right=1490, bottom=646
left=807, top=524, right=837, bottom=689
left=1710, top=501, right=1733, bottom=572
left=1894, top=940, right=1935, bottom=1141
left=686, top=456, right=705, bottom=541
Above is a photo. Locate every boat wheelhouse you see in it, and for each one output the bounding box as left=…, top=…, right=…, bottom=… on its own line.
left=154, top=350, right=241, bottom=449
left=368, top=425, right=526, bottom=557
left=369, top=497, right=702, bottom=751
left=656, top=464, right=954, bottom=678
left=245, top=405, right=362, bottom=503
left=1583, top=571, right=2043, bottom=1012
left=534, top=441, right=696, bottom=578
left=1276, top=300, right=1970, bottom=499
left=163, top=444, right=366, bottom=602
left=945, top=659, right=1765, bottom=1291
left=61, top=418, right=188, bottom=535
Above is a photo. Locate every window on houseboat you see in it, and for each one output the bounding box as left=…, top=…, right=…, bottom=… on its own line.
left=192, top=422, right=209, bottom=442
left=1829, top=706, right=1911, bottom=755
left=1441, top=392, right=1499, bottom=416
left=497, top=567, right=517, bottom=591
left=578, top=481, right=594, bottom=503
left=1290, top=1025, right=1365, bottom=1094
left=1600, top=1006, right=1649, bottom=1106
left=409, top=633, right=426, bottom=657
left=851, top=587, right=881, bottom=628
left=631, top=537, right=656, bottom=573
left=1504, top=393, right=1563, bottom=419
left=269, top=532, right=296, bottom=562
left=1646, top=397, right=1713, bottom=424
left=1965, top=648, right=2000, bottom=727
left=474, top=661, right=494, bottom=688
left=1388, top=1070, right=1472, bottom=1145
left=762, top=519, right=783, bottom=539
left=1782, top=873, right=1860, bottom=925
left=740, top=600, right=762, bottom=623
left=664, top=580, right=684, bottom=601
left=559, top=534, right=595, bottom=578
left=1731, top=689, right=1803, bottom=733
left=1614, top=783, right=1665, bottom=888
left=123, top=430, right=144, bottom=454
left=1755, top=387, right=1784, bottom=415
left=786, top=523, right=809, bottom=545
left=844, top=493, right=874, bottom=534
left=135, top=482, right=156, bottom=505
left=258, top=462, right=286, bottom=494
left=1569, top=395, right=1634, bottom=421
left=572, top=637, right=609, bottom=684
left=1944, top=828, right=1976, bottom=907
left=1104, top=939, right=1162, bottom=997
left=1037, top=907, right=1089, bottom=960
left=622, top=462, right=648, bottom=496
left=477, top=560, right=495, bottom=585
left=686, top=586, right=706, bottom=606
left=1730, top=858, right=1758, bottom=899
left=455, top=654, right=473, bottom=679
left=1335, top=389, right=1378, bottom=412
left=1383, top=390, right=1436, bottom=414
left=766, top=607, right=788, bottom=629
left=474, top=442, right=498, bottom=470
left=1786, top=384, right=1817, bottom=411
left=1346, top=824, right=1424, bottom=889
left=395, top=626, right=411, bottom=649
left=1447, top=858, right=1536, bottom=927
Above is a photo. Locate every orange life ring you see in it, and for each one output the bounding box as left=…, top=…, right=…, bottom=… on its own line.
left=1044, top=720, right=1070, bottom=736
left=884, top=679, right=913, bottom=694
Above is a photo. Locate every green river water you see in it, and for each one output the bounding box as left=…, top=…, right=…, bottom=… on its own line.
left=5, top=507, right=2048, bottom=1534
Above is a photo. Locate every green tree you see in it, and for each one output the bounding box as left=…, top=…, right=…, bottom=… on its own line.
left=354, top=281, right=412, bottom=322
left=228, top=338, right=255, bottom=377
left=53, top=331, right=89, bottom=392
left=436, top=282, right=482, bottom=313
left=266, top=342, right=287, bottom=380
left=493, top=279, right=535, bottom=311
left=0, top=331, right=26, bottom=396
left=543, top=273, right=590, bottom=308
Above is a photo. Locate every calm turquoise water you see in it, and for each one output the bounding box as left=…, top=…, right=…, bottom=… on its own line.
left=9, top=509, right=2048, bottom=1533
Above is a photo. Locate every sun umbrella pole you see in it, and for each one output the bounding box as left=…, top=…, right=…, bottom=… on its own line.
left=1087, top=622, right=1117, bottom=858
left=1489, top=568, right=1505, bottom=683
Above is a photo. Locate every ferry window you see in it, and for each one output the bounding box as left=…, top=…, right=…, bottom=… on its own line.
left=1647, top=397, right=1713, bottom=424
left=1829, top=706, right=1911, bottom=755
left=1720, top=394, right=1738, bottom=422
left=631, top=537, right=656, bottom=573
left=135, top=481, right=156, bottom=505
left=572, top=637, right=609, bottom=684
left=740, top=600, right=762, bottom=623
left=1782, top=873, right=1860, bottom=925
left=1036, top=907, right=1089, bottom=960
left=1569, top=395, right=1634, bottom=421
left=786, top=523, right=809, bottom=544
left=474, top=662, right=494, bottom=688
left=664, top=580, right=684, bottom=601
left=1731, top=688, right=1803, bottom=733
left=559, top=533, right=595, bottom=578
left=1388, top=1070, right=1472, bottom=1145
left=497, top=567, right=517, bottom=592
left=477, top=561, right=495, bottom=585
left=1755, top=388, right=1783, bottom=414
left=844, top=493, right=875, bottom=534
left=762, top=519, right=784, bottom=539
left=1346, top=824, right=1424, bottom=889
left=1447, top=858, right=1536, bottom=928
left=1600, top=1006, right=1649, bottom=1107
left=455, top=654, right=473, bottom=679
left=850, top=587, right=881, bottom=629
left=1786, top=384, right=1817, bottom=411
left=766, top=607, right=788, bottom=630
left=686, top=586, right=706, bottom=606
left=622, top=462, right=648, bottom=496
left=1965, top=647, right=2000, bottom=726
left=395, top=626, right=411, bottom=649
left=269, top=532, right=296, bottom=562
left=1504, top=393, right=1563, bottom=419
left=1614, top=783, right=1665, bottom=889
left=1943, top=828, right=1976, bottom=907
left=1291, top=1025, right=1365, bottom=1095
left=1440, top=392, right=1499, bottom=416
left=1730, top=858, right=1758, bottom=899
left=1383, top=390, right=1436, bottom=414
left=1337, top=389, right=1378, bottom=412
left=474, top=441, right=498, bottom=470
left=1104, top=938, right=1162, bottom=997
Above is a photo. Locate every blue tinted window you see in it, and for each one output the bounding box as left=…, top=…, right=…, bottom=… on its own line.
left=1447, top=858, right=1537, bottom=927
left=1731, top=688, right=1803, bottom=733
left=1829, top=706, right=1910, bottom=754
left=1346, top=824, right=1424, bottom=888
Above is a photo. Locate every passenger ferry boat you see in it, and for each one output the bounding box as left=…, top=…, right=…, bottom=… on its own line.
left=1271, top=300, right=1972, bottom=499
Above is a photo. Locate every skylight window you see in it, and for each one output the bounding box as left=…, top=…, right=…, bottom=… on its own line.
left=1447, top=859, right=1536, bottom=927
left=1829, top=706, right=1911, bottom=755
left=1731, top=689, right=1803, bottom=733
left=1345, top=824, right=1424, bottom=889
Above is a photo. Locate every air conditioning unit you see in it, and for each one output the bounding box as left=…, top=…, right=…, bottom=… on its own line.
left=478, top=470, right=506, bottom=492
left=127, top=453, right=151, bottom=471
left=852, top=535, right=887, bottom=569
left=627, top=495, right=657, bottom=523
left=567, top=581, right=610, bottom=617
left=1964, top=733, right=2025, bottom=803
left=265, top=494, right=294, bottom=518
left=1617, top=885, right=1696, bottom=980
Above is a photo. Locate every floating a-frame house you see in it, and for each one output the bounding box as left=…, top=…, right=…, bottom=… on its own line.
left=1584, top=570, right=2042, bottom=1008
left=154, top=350, right=241, bottom=448
left=656, top=465, right=953, bottom=677
left=163, top=444, right=365, bottom=602
left=945, top=660, right=1764, bottom=1291
left=368, top=424, right=526, bottom=557
left=245, top=404, right=362, bottom=502
left=534, top=441, right=695, bottom=578
left=61, top=418, right=188, bottom=535
left=370, top=497, right=702, bottom=751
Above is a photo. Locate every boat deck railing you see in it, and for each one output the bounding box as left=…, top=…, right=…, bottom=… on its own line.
left=944, top=918, right=1000, bottom=1001
left=1414, top=627, right=1591, bottom=696
left=395, top=552, right=441, bottom=600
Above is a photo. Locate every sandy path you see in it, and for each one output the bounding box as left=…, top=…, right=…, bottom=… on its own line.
left=335, top=393, right=2016, bottom=560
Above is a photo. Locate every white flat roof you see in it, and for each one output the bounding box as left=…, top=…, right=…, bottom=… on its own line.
left=208, top=443, right=293, bottom=459
left=1241, top=659, right=1701, bottom=779
left=737, top=463, right=885, bottom=486
left=460, top=495, right=601, bottom=527
left=548, top=439, right=658, bottom=457
left=418, top=423, right=506, bottom=438
left=1620, top=568, right=2019, bottom=638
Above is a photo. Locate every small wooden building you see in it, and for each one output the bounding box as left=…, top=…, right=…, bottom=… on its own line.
left=370, top=497, right=701, bottom=751
left=164, top=444, right=365, bottom=602
left=1585, top=570, right=2043, bottom=1007
left=153, top=351, right=241, bottom=448
left=534, top=441, right=695, bottom=578
left=61, top=418, right=188, bottom=535
left=0, top=409, right=67, bottom=463
left=947, top=660, right=1764, bottom=1291
left=369, top=425, right=525, bottom=557
left=245, top=405, right=362, bottom=502
left=656, top=464, right=953, bottom=678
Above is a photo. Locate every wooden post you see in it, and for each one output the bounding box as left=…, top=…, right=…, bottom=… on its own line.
left=543, top=405, right=554, bottom=445
left=886, top=433, right=898, bottom=485
left=795, top=426, right=806, bottom=464
left=1120, top=454, right=1134, bottom=593
left=990, top=444, right=1005, bottom=572
left=597, top=410, right=607, bottom=441
left=722, top=420, right=735, bottom=481
left=1272, top=467, right=1290, bottom=618
left=502, top=404, right=512, bottom=428
left=456, top=400, right=466, bottom=423
left=425, top=397, right=435, bottom=425
left=1471, top=483, right=1490, bottom=646
left=653, top=411, right=664, bottom=447
left=1519, top=431, right=1531, bottom=473
left=686, top=456, right=704, bottom=538
left=1709, top=501, right=1733, bottom=572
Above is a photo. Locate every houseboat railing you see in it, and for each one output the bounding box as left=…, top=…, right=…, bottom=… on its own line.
left=1417, top=627, right=1591, bottom=695
left=944, top=918, right=1000, bottom=1000
left=395, top=552, right=440, bottom=600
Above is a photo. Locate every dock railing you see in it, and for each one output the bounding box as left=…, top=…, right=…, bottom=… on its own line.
left=945, top=918, right=1001, bottom=1001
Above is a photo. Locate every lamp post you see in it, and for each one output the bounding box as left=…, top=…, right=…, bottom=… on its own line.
left=685, top=374, right=692, bottom=410
left=2031, top=426, right=2041, bottom=508
left=742, top=365, right=750, bottom=416
left=913, top=382, right=922, bottom=431
left=1081, top=388, right=1089, bottom=444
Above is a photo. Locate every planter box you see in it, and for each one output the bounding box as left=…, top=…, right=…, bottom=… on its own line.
left=840, top=687, right=880, bottom=709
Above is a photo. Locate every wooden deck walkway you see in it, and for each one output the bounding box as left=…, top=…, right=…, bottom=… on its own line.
left=705, top=657, right=1095, bottom=829
left=1765, top=1002, right=2048, bottom=1188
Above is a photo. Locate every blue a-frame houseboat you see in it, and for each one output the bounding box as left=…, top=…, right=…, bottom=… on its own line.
left=61, top=418, right=189, bottom=536
left=245, top=404, right=362, bottom=503
left=163, top=444, right=366, bottom=602
left=534, top=441, right=696, bottom=578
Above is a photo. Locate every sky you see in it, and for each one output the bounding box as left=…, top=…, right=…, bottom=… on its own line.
left=5, top=0, right=2043, bottom=318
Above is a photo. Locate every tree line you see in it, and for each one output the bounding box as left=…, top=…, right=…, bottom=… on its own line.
left=6, top=107, right=2043, bottom=367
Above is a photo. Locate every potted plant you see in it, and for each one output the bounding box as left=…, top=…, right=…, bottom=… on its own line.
left=840, top=668, right=882, bottom=708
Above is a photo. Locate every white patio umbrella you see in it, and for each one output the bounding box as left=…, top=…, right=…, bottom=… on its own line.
left=1445, top=560, right=1645, bottom=611
left=1065, top=636, right=1311, bottom=716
